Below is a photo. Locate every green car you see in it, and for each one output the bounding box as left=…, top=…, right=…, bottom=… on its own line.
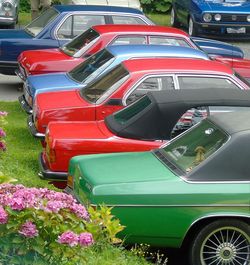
left=67, top=111, right=250, bottom=265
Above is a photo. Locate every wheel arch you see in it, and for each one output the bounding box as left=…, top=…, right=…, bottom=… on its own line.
left=181, top=214, right=250, bottom=249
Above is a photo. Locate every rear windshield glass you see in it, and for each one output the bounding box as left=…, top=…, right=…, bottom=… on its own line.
left=69, top=49, right=114, bottom=83
left=160, top=120, right=228, bottom=174
left=61, top=28, right=99, bottom=57
left=25, top=8, right=59, bottom=37
left=114, top=95, right=152, bottom=124
left=80, top=64, right=129, bottom=104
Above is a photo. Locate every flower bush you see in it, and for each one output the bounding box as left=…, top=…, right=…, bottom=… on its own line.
left=0, top=111, right=7, bottom=153
left=0, top=184, right=124, bottom=265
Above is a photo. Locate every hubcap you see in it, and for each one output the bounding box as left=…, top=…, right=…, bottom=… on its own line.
left=189, top=18, right=193, bottom=35
left=200, top=226, right=250, bottom=265
left=170, top=8, right=174, bottom=26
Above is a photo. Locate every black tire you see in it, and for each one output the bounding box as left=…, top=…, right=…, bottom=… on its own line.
left=170, top=7, right=180, bottom=27
left=188, top=17, right=198, bottom=36
left=7, top=23, right=15, bottom=29
left=189, top=219, right=250, bottom=265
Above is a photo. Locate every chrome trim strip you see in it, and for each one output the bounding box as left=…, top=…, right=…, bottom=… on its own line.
left=197, top=22, right=250, bottom=27
left=180, top=177, right=250, bottom=184
left=88, top=203, right=250, bottom=208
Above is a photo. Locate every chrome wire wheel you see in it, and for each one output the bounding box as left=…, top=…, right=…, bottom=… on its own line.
left=200, top=226, right=250, bottom=265
left=170, top=8, right=175, bottom=26
left=188, top=17, right=194, bottom=36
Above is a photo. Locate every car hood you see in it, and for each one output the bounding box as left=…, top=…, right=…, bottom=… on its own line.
left=0, top=29, right=32, bottom=39
left=28, top=73, right=84, bottom=96
left=199, top=0, right=250, bottom=12
left=48, top=121, right=107, bottom=140
left=74, top=152, right=177, bottom=188
left=192, top=37, right=244, bottom=58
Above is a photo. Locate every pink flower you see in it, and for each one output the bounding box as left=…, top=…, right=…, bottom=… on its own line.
left=57, top=231, right=79, bottom=247
left=0, top=111, right=7, bottom=116
left=46, top=200, right=65, bottom=213
left=70, top=203, right=89, bottom=220
left=0, top=206, right=8, bottom=224
left=19, top=221, right=38, bottom=238
left=79, top=232, right=94, bottom=247
left=0, top=141, right=6, bottom=151
left=0, top=128, right=6, bottom=138
left=9, top=197, right=25, bottom=211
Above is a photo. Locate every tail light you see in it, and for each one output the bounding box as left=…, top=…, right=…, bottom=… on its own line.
left=67, top=175, right=73, bottom=189
left=45, top=133, right=56, bottom=164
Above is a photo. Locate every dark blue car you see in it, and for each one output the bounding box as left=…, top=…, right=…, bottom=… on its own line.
left=171, top=0, right=250, bottom=37
left=0, top=5, right=153, bottom=75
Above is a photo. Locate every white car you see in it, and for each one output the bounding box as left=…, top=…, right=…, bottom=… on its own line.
left=0, top=0, right=19, bottom=28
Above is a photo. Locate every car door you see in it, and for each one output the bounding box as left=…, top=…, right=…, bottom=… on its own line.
left=56, top=14, right=106, bottom=46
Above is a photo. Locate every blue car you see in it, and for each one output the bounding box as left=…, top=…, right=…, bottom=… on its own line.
left=0, top=5, right=153, bottom=75
left=19, top=44, right=210, bottom=114
left=171, top=0, right=250, bottom=37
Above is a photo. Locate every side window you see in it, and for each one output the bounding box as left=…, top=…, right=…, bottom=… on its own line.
left=112, top=15, right=147, bottom=25
left=126, top=76, right=174, bottom=105
left=112, top=36, right=147, bottom=45
left=178, top=76, right=240, bottom=90
left=58, top=15, right=105, bottom=39
left=149, top=36, right=190, bottom=47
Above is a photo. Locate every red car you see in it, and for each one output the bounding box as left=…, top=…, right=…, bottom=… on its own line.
left=16, top=24, right=250, bottom=80
left=27, top=57, right=250, bottom=139
left=39, top=88, right=250, bottom=182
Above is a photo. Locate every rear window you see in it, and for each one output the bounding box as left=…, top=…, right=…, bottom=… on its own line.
left=69, top=49, right=114, bottom=83
left=25, top=8, right=59, bottom=37
left=161, top=120, right=228, bottom=174
left=114, top=95, right=152, bottom=124
left=60, top=28, right=99, bottom=57
left=80, top=64, right=129, bottom=104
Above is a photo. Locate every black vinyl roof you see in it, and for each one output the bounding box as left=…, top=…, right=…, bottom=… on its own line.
left=106, top=88, right=250, bottom=140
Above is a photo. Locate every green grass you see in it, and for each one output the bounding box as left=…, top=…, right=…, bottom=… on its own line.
left=147, top=13, right=170, bottom=26
left=18, top=12, right=31, bottom=27
left=0, top=101, right=53, bottom=188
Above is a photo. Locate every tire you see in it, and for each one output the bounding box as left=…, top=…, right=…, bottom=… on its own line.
left=189, top=219, right=250, bottom=265
left=7, top=23, right=15, bottom=29
left=188, top=17, right=198, bottom=36
left=170, top=7, right=179, bottom=27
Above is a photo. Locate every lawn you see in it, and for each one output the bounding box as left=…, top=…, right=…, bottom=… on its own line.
left=0, top=102, right=52, bottom=188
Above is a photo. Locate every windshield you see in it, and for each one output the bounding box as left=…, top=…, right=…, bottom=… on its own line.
left=69, top=49, right=115, bottom=83
left=60, top=28, right=99, bottom=57
left=80, top=64, right=129, bottom=104
left=25, top=8, right=59, bottom=37
left=159, top=120, right=228, bottom=174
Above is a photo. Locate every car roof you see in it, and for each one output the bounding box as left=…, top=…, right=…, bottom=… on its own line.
left=92, top=24, right=188, bottom=36
left=208, top=111, right=250, bottom=135
left=106, top=88, right=250, bottom=140
left=106, top=45, right=209, bottom=60
left=122, top=58, right=234, bottom=75
left=53, top=4, right=143, bottom=14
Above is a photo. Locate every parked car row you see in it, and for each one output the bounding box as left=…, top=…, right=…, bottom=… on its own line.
left=8, top=5, right=249, bottom=265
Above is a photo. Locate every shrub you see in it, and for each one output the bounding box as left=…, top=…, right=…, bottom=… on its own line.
left=140, top=0, right=172, bottom=13
left=0, top=184, right=124, bottom=265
